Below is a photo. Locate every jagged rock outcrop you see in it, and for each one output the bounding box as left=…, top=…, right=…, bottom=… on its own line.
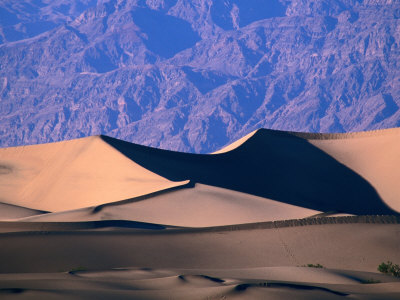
left=0, top=0, right=399, bottom=153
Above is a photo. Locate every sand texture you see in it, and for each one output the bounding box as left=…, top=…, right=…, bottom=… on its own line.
left=0, top=128, right=400, bottom=299
left=0, top=136, right=187, bottom=211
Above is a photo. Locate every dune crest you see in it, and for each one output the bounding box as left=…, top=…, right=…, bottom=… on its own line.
left=17, top=183, right=321, bottom=227
left=101, top=129, right=399, bottom=215
left=2, top=128, right=400, bottom=215
left=0, top=136, right=187, bottom=212
left=212, top=130, right=259, bottom=154
left=0, top=202, right=46, bottom=220
left=220, top=127, right=400, bottom=212
left=0, top=128, right=400, bottom=299
left=211, top=128, right=400, bottom=214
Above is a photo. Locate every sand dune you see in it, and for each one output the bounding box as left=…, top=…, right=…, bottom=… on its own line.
left=2, top=128, right=399, bottom=215
left=1, top=267, right=399, bottom=300
left=215, top=128, right=400, bottom=213
left=0, top=136, right=186, bottom=212
left=0, top=218, right=398, bottom=273
left=18, top=183, right=321, bottom=227
left=0, top=203, right=46, bottom=220
left=307, top=128, right=400, bottom=213
left=0, top=128, right=400, bottom=299
left=101, top=129, right=400, bottom=215
left=0, top=219, right=399, bottom=299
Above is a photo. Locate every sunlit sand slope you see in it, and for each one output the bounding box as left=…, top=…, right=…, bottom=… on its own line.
left=0, top=136, right=186, bottom=212
left=306, top=128, right=400, bottom=213
left=2, top=128, right=399, bottom=215
left=0, top=203, right=46, bottom=220
left=101, top=128, right=400, bottom=215
left=217, top=128, right=400, bottom=213
left=18, top=183, right=320, bottom=226
left=0, top=128, right=400, bottom=299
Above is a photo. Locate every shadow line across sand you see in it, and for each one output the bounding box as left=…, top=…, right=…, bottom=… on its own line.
left=101, top=130, right=397, bottom=215
left=0, top=215, right=399, bottom=235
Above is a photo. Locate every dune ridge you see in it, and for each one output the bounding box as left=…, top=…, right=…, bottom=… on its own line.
left=15, top=183, right=321, bottom=227
left=0, top=203, right=47, bottom=220
left=1, top=267, right=398, bottom=300
left=0, top=215, right=398, bottom=234
left=215, top=127, right=400, bottom=154
left=0, top=221, right=398, bottom=274
left=100, top=130, right=400, bottom=215
left=0, top=135, right=187, bottom=212
left=0, top=127, right=400, bottom=299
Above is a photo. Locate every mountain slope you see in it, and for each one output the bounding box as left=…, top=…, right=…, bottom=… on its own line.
left=1, top=0, right=400, bottom=153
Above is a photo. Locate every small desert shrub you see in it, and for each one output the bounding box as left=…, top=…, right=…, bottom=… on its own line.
left=305, top=263, right=324, bottom=268
left=378, top=261, right=400, bottom=277
left=360, top=278, right=381, bottom=284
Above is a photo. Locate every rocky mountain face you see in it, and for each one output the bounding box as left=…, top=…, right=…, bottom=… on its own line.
left=0, top=0, right=399, bottom=153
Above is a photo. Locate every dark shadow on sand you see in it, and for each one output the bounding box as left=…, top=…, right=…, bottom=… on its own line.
left=101, top=130, right=397, bottom=215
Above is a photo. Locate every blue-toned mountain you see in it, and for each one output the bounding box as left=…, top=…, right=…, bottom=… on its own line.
left=0, top=0, right=399, bottom=153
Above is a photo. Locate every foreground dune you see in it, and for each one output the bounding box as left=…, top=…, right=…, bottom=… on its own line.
left=0, top=128, right=400, bottom=299
left=0, top=217, right=399, bottom=299
left=1, top=267, right=399, bottom=300
left=1, top=217, right=398, bottom=273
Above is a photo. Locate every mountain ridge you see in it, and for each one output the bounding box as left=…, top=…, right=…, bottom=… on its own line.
left=1, top=0, right=399, bottom=153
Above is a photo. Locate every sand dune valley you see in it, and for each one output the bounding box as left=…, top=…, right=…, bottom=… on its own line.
left=0, top=128, right=399, bottom=299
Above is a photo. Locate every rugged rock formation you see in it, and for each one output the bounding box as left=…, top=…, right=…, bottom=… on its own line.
left=1, top=0, right=399, bottom=153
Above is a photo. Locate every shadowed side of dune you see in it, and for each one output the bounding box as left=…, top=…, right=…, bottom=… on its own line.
left=0, top=220, right=170, bottom=233
left=101, top=131, right=395, bottom=215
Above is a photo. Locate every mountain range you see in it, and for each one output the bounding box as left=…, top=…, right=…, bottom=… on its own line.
left=1, top=0, right=399, bottom=153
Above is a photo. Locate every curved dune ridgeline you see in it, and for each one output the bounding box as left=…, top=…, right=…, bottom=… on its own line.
left=0, top=136, right=187, bottom=212
left=1, top=128, right=400, bottom=299
left=101, top=128, right=400, bottom=215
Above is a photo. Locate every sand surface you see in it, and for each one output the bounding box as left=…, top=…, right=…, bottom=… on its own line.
left=17, top=183, right=321, bottom=226
left=0, top=203, right=46, bottom=220
left=0, top=128, right=400, bottom=299
left=308, top=128, right=400, bottom=212
left=0, top=136, right=186, bottom=211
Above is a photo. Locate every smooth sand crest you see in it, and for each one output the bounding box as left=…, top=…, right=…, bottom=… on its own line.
left=212, top=130, right=259, bottom=154
left=0, top=136, right=187, bottom=212
left=2, top=127, right=399, bottom=214
left=101, top=129, right=400, bottom=215
left=0, top=203, right=46, bottom=220
left=18, top=184, right=321, bottom=226
left=215, top=127, right=400, bottom=212
left=1, top=128, right=400, bottom=299
left=224, top=127, right=400, bottom=214
left=306, top=129, right=400, bottom=213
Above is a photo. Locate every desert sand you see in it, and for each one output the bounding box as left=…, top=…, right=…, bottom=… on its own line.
left=0, top=136, right=187, bottom=211
left=0, top=128, right=399, bottom=299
